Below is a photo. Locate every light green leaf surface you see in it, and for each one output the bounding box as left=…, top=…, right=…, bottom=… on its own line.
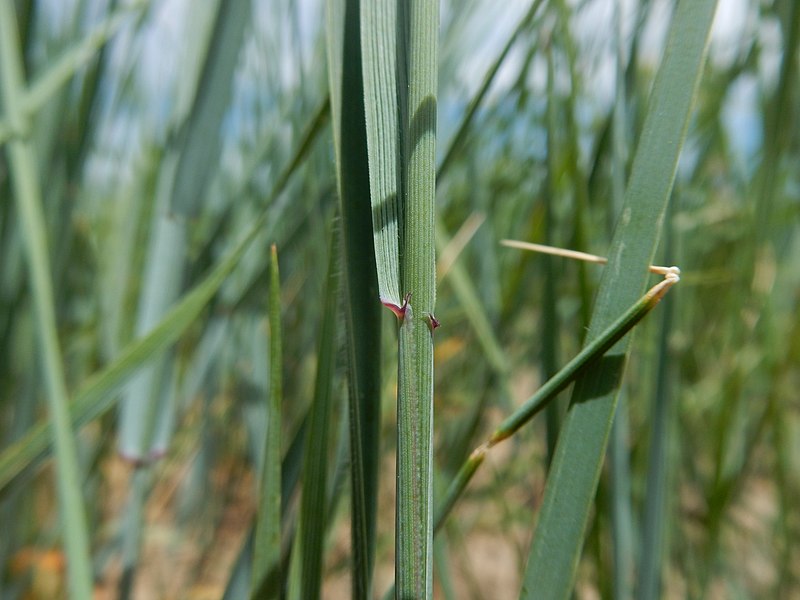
left=361, top=0, right=403, bottom=308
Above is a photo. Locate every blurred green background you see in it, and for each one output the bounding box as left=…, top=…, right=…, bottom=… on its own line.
left=1, top=0, right=798, bottom=598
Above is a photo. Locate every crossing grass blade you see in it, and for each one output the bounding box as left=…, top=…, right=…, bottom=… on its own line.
left=520, top=1, right=719, bottom=597
left=433, top=275, right=679, bottom=534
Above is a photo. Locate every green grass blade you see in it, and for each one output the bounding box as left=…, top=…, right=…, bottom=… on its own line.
left=395, top=1, right=439, bottom=596
left=326, top=0, right=383, bottom=596
left=0, top=2, right=92, bottom=596
left=520, top=1, right=719, bottom=597
left=252, top=245, right=283, bottom=596
left=489, top=275, right=678, bottom=445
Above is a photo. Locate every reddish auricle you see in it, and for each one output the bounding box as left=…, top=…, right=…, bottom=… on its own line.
left=382, top=292, right=412, bottom=321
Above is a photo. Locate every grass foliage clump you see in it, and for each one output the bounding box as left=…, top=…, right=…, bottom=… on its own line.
left=1, top=0, right=799, bottom=598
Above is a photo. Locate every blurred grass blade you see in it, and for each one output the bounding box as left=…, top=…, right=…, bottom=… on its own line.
left=520, top=1, right=718, bottom=598
left=0, top=2, right=92, bottom=597
left=435, top=219, right=508, bottom=376
left=23, top=1, right=148, bottom=121
left=437, top=0, right=543, bottom=179
left=326, top=0, right=382, bottom=595
left=171, top=0, right=250, bottom=217
left=395, top=0, right=439, bottom=596
left=117, top=186, right=186, bottom=459
left=432, top=1, right=544, bottom=385
left=0, top=1, right=148, bottom=143
left=252, top=245, right=283, bottom=596
left=118, top=0, right=251, bottom=461
left=297, top=222, right=342, bottom=598
left=638, top=230, right=678, bottom=600
left=0, top=99, right=326, bottom=494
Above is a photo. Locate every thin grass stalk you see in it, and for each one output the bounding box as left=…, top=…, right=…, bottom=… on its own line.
left=0, top=2, right=93, bottom=596
left=520, top=1, right=718, bottom=597
left=431, top=274, right=678, bottom=533
left=252, top=245, right=283, bottom=596
left=395, top=0, right=439, bottom=596
left=327, top=0, right=382, bottom=594
left=228, top=412, right=316, bottom=600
